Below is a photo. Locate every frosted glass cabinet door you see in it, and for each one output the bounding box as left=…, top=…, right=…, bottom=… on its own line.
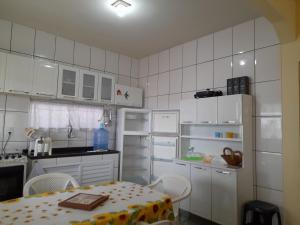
left=98, top=74, right=115, bottom=104
left=212, top=169, right=237, bottom=225
left=57, top=65, right=79, bottom=99
left=0, top=52, right=6, bottom=92
left=33, top=59, right=58, bottom=98
left=180, top=99, right=197, bottom=124
left=79, top=70, right=98, bottom=101
left=196, top=97, right=218, bottom=124
left=5, top=53, right=34, bottom=94
left=217, top=95, right=242, bottom=124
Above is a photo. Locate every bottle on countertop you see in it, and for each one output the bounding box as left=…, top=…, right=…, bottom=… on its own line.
left=93, top=119, right=109, bottom=151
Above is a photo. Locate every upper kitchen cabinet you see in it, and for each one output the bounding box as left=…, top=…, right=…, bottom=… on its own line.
left=74, top=42, right=90, bottom=68
left=34, top=30, right=55, bottom=59
left=196, top=97, right=217, bottom=124
left=11, top=24, right=35, bottom=55
left=0, top=52, right=6, bottom=92
left=98, top=73, right=115, bottom=104
left=105, top=51, right=118, bottom=74
left=32, top=59, right=58, bottom=98
left=57, top=64, right=80, bottom=99
left=218, top=95, right=242, bottom=124
left=5, top=53, right=34, bottom=95
left=180, top=99, right=197, bottom=124
left=0, top=19, right=12, bottom=50
left=79, top=69, right=98, bottom=101
left=55, top=37, right=74, bottom=64
left=115, top=84, right=143, bottom=107
left=90, top=47, right=105, bottom=71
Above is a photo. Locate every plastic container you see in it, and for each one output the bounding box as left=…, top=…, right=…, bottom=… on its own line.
left=93, top=123, right=109, bottom=150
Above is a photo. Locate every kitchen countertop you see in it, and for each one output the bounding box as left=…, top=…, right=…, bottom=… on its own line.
left=174, top=158, right=242, bottom=171
left=26, top=147, right=119, bottom=160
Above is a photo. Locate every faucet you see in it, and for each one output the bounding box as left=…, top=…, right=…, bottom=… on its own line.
left=67, top=120, right=73, bottom=139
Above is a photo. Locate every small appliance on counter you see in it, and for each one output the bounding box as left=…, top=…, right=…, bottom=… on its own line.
left=24, top=128, right=52, bottom=156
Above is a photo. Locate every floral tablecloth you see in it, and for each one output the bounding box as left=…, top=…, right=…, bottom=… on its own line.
left=0, top=181, right=174, bottom=225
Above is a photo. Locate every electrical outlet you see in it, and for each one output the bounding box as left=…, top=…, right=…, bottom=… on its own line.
left=7, top=127, right=14, bottom=134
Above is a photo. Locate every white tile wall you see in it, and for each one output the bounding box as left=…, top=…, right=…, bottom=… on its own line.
left=255, top=17, right=280, bottom=49
left=0, top=19, right=11, bottom=50
left=147, top=75, right=158, bottom=97
left=158, top=72, right=170, bottom=95
left=139, top=17, right=283, bottom=208
left=90, top=47, right=105, bottom=70
left=117, top=75, right=131, bottom=86
left=197, top=61, right=213, bottom=90
left=170, top=45, right=183, bottom=70
left=233, top=20, right=254, bottom=54
left=11, top=24, right=35, bottom=55
left=139, top=57, right=149, bottom=77
left=255, top=45, right=281, bottom=82
left=170, top=69, right=182, bottom=94
left=197, top=34, right=213, bottom=63
left=149, top=54, right=159, bottom=75
left=131, top=58, right=139, bottom=78
left=214, top=56, right=233, bottom=88
left=74, top=42, right=90, bottom=68
left=157, top=95, right=169, bottom=109
left=183, top=40, right=197, bottom=67
left=159, top=50, right=170, bottom=73
left=214, top=27, right=232, bottom=59
left=55, top=37, right=74, bottom=64
left=34, top=30, right=56, bottom=59
left=105, top=50, right=119, bottom=74
left=119, top=54, right=131, bottom=76
left=182, top=65, right=196, bottom=92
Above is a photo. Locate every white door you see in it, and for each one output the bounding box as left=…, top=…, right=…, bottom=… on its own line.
left=32, top=59, right=58, bottom=98
left=217, top=95, right=242, bottom=124
left=212, top=169, right=237, bottom=225
left=152, top=136, right=177, bottom=160
left=5, top=53, right=34, bottom=94
left=196, top=97, right=217, bottom=124
left=173, top=161, right=190, bottom=211
left=180, top=99, right=197, bottom=124
left=79, top=70, right=98, bottom=101
left=152, top=111, right=179, bottom=133
left=98, top=73, right=115, bottom=104
left=0, top=52, right=6, bottom=92
left=190, top=165, right=212, bottom=220
left=57, top=65, right=80, bottom=99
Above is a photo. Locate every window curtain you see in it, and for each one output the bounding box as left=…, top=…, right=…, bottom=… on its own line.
left=29, top=101, right=103, bottom=129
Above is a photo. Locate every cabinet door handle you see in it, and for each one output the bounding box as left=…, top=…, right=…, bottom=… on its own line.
left=175, top=162, right=186, bottom=166
left=215, top=170, right=231, bottom=175
left=182, top=121, right=192, bottom=124
left=194, top=166, right=206, bottom=171
left=223, top=121, right=236, bottom=124
left=36, top=92, right=55, bottom=97
left=8, top=89, right=30, bottom=94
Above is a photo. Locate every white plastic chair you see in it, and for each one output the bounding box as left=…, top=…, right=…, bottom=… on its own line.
left=23, top=173, right=79, bottom=196
left=147, top=175, right=192, bottom=218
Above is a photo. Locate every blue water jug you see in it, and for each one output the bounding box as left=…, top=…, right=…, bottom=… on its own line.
left=93, top=123, right=109, bottom=150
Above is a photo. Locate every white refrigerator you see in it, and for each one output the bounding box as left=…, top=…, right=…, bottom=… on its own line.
left=151, top=110, right=179, bottom=181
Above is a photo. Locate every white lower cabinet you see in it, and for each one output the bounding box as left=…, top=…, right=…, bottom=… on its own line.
left=190, top=164, right=211, bottom=220
left=212, top=168, right=237, bottom=225
left=173, top=161, right=190, bottom=211
left=29, top=154, right=119, bottom=186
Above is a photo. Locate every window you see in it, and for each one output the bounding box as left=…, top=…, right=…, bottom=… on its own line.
left=29, top=101, right=103, bottom=129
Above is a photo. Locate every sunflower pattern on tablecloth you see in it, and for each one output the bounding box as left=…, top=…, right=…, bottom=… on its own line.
left=70, top=198, right=174, bottom=225
left=0, top=181, right=174, bottom=225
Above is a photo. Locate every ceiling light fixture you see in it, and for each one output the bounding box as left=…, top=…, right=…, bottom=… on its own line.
left=110, top=0, right=132, bottom=17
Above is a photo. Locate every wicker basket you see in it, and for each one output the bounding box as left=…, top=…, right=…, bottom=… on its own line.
left=221, top=147, right=243, bottom=166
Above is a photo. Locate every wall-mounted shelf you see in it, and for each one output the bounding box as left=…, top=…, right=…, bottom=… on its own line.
left=181, top=135, right=242, bottom=142
left=180, top=123, right=242, bottom=126
left=123, top=131, right=149, bottom=136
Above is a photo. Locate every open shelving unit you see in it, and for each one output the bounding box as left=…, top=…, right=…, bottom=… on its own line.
left=116, top=108, right=151, bottom=185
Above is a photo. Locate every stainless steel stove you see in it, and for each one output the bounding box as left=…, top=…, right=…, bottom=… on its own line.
left=0, top=153, right=27, bottom=201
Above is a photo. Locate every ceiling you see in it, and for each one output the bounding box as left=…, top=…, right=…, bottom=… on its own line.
left=0, top=0, right=261, bottom=58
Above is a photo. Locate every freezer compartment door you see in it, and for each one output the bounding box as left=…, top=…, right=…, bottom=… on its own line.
left=152, top=136, right=178, bottom=160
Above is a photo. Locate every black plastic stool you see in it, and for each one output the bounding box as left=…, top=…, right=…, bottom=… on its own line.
left=242, top=200, right=282, bottom=225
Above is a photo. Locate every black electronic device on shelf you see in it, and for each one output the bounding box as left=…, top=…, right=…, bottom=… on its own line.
left=194, top=89, right=223, bottom=99
left=227, top=76, right=250, bottom=95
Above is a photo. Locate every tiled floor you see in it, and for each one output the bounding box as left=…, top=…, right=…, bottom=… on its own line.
left=178, top=210, right=219, bottom=225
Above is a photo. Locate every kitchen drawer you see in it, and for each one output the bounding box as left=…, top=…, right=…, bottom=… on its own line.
left=103, top=154, right=119, bottom=167
left=152, top=111, right=179, bottom=133
left=56, top=156, right=81, bottom=165
left=81, top=155, right=103, bottom=162
left=36, top=158, right=57, bottom=167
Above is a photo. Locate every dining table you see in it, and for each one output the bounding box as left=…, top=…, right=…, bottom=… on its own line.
left=0, top=181, right=174, bottom=225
